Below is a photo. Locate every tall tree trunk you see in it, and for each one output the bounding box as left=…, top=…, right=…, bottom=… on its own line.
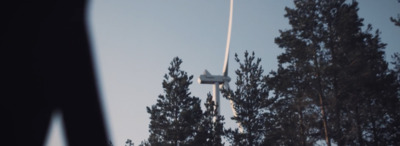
left=318, top=93, right=331, bottom=146
left=314, top=44, right=331, bottom=146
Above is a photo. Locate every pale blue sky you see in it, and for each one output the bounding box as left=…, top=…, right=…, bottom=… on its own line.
left=48, top=1, right=400, bottom=146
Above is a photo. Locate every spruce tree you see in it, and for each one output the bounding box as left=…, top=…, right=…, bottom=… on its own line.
left=221, top=51, right=271, bottom=146
left=146, top=57, right=202, bottom=146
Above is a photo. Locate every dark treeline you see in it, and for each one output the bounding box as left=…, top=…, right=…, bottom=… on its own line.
left=140, top=0, right=400, bottom=145
left=267, top=0, right=399, bottom=145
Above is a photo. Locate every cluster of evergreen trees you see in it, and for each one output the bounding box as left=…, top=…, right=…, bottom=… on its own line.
left=144, top=57, right=225, bottom=146
left=142, top=0, right=399, bottom=145
left=268, top=0, right=399, bottom=145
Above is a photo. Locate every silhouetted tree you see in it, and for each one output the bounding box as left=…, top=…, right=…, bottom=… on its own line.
left=266, top=65, right=320, bottom=146
left=222, top=51, right=272, bottom=146
left=146, top=57, right=202, bottom=146
left=270, top=0, right=400, bottom=145
left=194, top=93, right=225, bottom=146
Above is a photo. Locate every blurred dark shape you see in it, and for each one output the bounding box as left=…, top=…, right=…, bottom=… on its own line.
left=0, top=0, right=109, bottom=145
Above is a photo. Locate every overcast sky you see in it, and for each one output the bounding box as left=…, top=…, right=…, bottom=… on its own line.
left=45, top=1, right=399, bottom=146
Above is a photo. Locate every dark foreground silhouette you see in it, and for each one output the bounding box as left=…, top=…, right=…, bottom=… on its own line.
left=1, top=1, right=109, bottom=145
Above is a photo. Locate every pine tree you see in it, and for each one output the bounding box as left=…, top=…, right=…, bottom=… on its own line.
left=271, top=0, right=400, bottom=145
left=321, top=2, right=398, bottom=144
left=194, top=93, right=225, bottom=146
left=271, top=1, right=335, bottom=144
left=146, top=57, right=202, bottom=146
left=221, top=51, right=272, bottom=146
left=266, top=67, right=321, bottom=145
